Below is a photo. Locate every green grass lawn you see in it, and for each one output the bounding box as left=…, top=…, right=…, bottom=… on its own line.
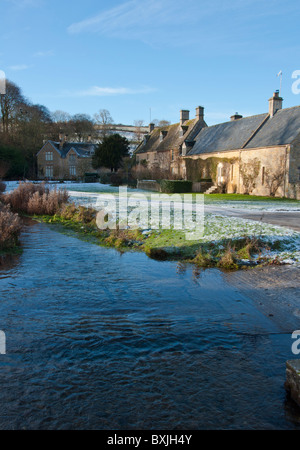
left=203, top=193, right=300, bottom=202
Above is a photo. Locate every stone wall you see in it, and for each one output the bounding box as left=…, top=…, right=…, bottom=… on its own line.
left=285, top=360, right=300, bottom=407
left=192, top=181, right=214, bottom=193
left=182, top=145, right=299, bottom=198
left=137, top=180, right=161, bottom=192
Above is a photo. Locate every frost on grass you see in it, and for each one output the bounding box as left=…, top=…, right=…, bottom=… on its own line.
left=202, top=214, right=300, bottom=265
left=67, top=188, right=300, bottom=265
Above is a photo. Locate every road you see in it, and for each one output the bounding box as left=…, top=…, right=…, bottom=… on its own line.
left=205, top=205, right=300, bottom=232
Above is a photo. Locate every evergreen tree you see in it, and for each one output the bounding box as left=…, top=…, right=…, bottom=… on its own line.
left=92, top=134, right=130, bottom=172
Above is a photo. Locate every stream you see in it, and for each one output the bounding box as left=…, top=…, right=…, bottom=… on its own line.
left=0, top=219, right=299, bottom=429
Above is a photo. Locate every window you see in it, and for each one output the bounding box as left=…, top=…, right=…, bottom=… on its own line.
left=262, top=167, right=265, bottom=185
left=45, top=166, right=53, bottom=178
left=231, top=164, right=234, bottom=181
left=69, top=166, right=76, bottom=176
left=45, top=151, right=53, bottom=161
left=171, top=150, right=174, bottom=161
left=69, top=154, right=76, bottom=163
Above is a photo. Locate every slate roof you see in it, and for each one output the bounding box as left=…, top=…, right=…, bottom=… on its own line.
left=244, top=106, right=300, bottom=148
left=187, top=114, right=268, bottom=155
left=186, top=105, right=300, bottom=156
left=45, top=141, right=95, bottom=158
left=135, top=118, right=207, bottom=155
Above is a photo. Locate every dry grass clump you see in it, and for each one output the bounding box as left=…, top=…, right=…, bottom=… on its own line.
left=0, top=203, right=22, bottom=250
left=105, top=228, right=143, bottom=248
left=3, top=182, right=69, bottom=215
left=192, top=249, right=215, bottom=267
left=60, top=204, right=96, bottom=224
left=217, top=245, right=239, bottom=270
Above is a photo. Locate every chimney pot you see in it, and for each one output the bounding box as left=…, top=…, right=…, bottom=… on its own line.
left=196, top=106, right=204, bottom=121
left=180, top=110, right=190, bottom=126
left=269, top=91, right=283, bottom=117
left=230, top=113, right=243, bottom=121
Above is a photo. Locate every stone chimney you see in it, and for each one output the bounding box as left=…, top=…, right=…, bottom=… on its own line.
left=149, top=123, right=155, bottom=133
left=269, top=90, right=283, bottom=117
left=180, top=110, right=190, bottom=126
left=196, top=106, right=204, bottom=121
left=230, top=112, right=243, bottom=121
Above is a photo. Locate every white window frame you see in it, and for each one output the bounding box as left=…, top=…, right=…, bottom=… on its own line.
left=45, top=151, right=53, bottom=161
left=69, top=166, right=76, bottom=176
left=45, top=166, right=53, bottom=178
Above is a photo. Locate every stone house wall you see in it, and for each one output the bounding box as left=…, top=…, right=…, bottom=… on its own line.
left=37, top=143, right=94, bottom=180
left=182, top=145, right=296, bottom=198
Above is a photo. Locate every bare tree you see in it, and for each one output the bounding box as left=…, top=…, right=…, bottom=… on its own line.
left=240, top=158, right=261, bottom=194
left=0, top=80, right=26, bottom=134
left=69, top=113, right=94, bottom=142
left=94, top=109, right=114, bottom=141
left=133, top=119, right=145, bottom=144
left=265, top=156, right=286, bottom=197
left=51, top=110, right=72, bottom=123
left=152, top=119, right=171, bottom=127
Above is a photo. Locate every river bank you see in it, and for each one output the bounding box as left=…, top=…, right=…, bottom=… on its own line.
left=34, top=202, right=300, bottom=270
left=2, top=181, right=300, bottom=270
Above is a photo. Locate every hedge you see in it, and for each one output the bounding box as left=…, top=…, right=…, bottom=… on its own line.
left=160, top=180, right=193, bottom=193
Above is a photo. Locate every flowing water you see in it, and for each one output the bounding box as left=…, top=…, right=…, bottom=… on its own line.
left=0, top=219, right=299, bottom=430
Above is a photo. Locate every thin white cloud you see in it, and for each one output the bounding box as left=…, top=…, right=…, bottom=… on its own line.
left=68, top=0, right=201, bottom=38
left=61, top=85, right=157, bottom=97
left=8, top=64, right=31, bottom=71
left=67, top=0, right=300, bottom=50
left=33, top=50, right=54, bottom=58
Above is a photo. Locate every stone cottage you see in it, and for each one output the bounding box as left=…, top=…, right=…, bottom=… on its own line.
left=135, top=107, right=207, bottom=176
left=37, top=136, right=96, bottom=180
left=135, top=93, right=300, bottom=199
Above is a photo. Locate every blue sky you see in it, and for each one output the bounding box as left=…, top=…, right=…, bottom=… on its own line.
left=1, top=0, right=300, bottom=125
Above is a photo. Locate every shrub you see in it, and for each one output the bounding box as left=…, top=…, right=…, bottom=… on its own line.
left=0, top=203, right=22, bottom=250
left=110, top=173, right=123, bottom=186
left=160, top=180, right=193, bottom=193
left=3, top=182, right=69, bottom=215
left=99, top=172, right=111, bottom=184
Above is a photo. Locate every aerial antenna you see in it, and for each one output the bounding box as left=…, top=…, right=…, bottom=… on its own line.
left=277, top=70, right=283, bottom=96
